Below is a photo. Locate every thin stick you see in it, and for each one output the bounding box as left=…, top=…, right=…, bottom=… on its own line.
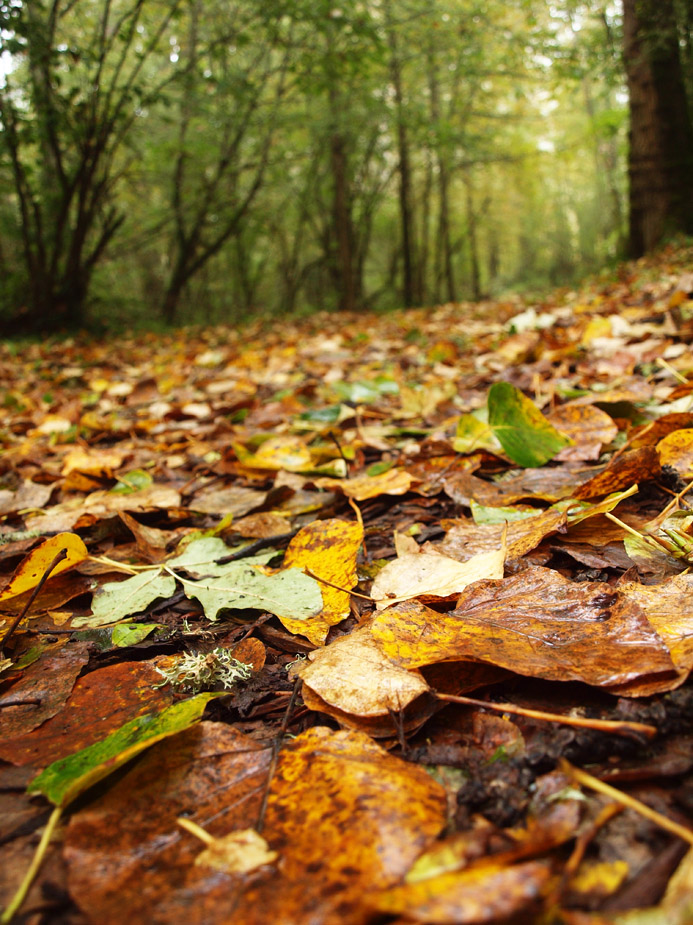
left=177, top=816, right=215, bottom=845
left=657, top=357, right=689, bottom=384
left=658, top=478, right=693, bottom=520
left=1, top=806, right=63, bottom=924
left=256, top=678, right=301, bottom=833
left=0, top=548, right=68, bottom=654
left=561, top=760, right=693, bottom=846
left=434, top=692, right=657, bottom=739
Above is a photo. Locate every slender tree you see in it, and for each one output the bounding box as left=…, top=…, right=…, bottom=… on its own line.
left=0, top=0, right=181, bottom=330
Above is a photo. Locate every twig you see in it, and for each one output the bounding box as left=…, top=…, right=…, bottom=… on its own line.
left=0, top=548, right=68, bottom=655
left=215, top=531, right=299, bottom=564
left=328, top=429, right=350, bottom=476
left=1, top=806, right=63, bottom=924
left=561, top=759, right=693, bottom=846
left=657, top=357, right=689, bottom=384
left=433, top=692, right=657, bottom=740
left=256, top=677, right=301, bottom=833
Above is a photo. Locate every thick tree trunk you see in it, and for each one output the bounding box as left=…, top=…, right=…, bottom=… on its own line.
left=623, top=0, right=693, bottom=255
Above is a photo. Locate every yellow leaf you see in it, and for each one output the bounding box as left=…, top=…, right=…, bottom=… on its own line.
left=0, top=533, right=88, bottom=604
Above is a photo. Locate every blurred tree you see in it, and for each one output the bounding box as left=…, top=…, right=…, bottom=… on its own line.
left=0, top=0, right=181, bottom=330
left=623, top=0, right=693, bottom=254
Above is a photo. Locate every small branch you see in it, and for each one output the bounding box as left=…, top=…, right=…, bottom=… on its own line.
left=256, top=678, right=301, bottom=833
left=561, top=759, right=693, bottom=846
left=433, top=692, right=657, bottom=740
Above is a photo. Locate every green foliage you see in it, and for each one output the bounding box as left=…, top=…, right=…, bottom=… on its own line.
left=0, top=0, right=631, bottom=332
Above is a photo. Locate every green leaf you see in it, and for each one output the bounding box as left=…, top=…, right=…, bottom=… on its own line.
left=79, top=569, right=176, bottom=628
left=470, top=500, right=539, bottom=525
left=27, top=694, right=219, bottom=807
left=111, top=468, right=153, bottom=494
left=111, top=622, right=161, bottom=647
left=487, top=382, right=572, bottom=467
left=167, top=537, right=276, bottom=578
left=187, top=564, right=323, bottom=622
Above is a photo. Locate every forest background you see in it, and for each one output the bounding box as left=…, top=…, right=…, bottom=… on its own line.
left=0, top=0, right=692, bottom=335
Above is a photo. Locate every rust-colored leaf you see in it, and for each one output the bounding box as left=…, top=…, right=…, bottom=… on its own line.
left=371, top=568, right=675, bottom=687
left=0, top=660, right=173, bottom=767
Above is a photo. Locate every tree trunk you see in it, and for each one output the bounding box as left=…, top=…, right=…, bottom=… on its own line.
left=329, top=127, right=358, bottom=313
left=386, top=3, right=418, bottom=308
left=623, top=0, right=693, bottom=255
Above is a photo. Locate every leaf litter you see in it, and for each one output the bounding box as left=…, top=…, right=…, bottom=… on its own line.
left=2, top=245, right=693, bottom=922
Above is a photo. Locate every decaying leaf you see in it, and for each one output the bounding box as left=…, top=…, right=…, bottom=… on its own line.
left=370, top=546, right=505, bottom=608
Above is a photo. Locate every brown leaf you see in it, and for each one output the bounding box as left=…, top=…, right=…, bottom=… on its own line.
left=428, top=509, right=567, bottom=562
left=296, top=624, right=429, bottom=718
left=573, top=448, right=661, bottom=500
left=371, top=568, right=675, bottom=687
left=0, top=641, right=90, bottom=738
left=0, top=660, right=173, bottom=767
left=64, top=723, right=272, bottom=925
left=65, top=725, right=446, bottom=925
left=315, top=467, right=417, bottom=500
left=548, top=404, right=619, bottom=462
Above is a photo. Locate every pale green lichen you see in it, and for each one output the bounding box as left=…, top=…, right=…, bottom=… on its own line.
left=154, top=648, right=252, bottom=693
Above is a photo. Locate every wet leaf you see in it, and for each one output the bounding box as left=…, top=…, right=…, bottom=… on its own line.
left=0, top=661, right=173, bottom=767
left=374, top=860, right=552, bottom=923
left=296, top=625, right=430, bottom=718
left=371, top=568, right=675, bottom=687
left=28, top=692, right=219, bottom=807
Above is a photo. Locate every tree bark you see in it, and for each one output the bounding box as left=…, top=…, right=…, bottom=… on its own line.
left=623, top=0, right=693, bottom=255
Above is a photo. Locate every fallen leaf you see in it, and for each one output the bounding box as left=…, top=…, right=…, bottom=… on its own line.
left=315, top=467, right=417, bottom=500
left=0, top=533, right=88, bottom=604
left=488, top=382, right=572, bottom=466
left=296, top=624, right=430, bottom=717
left=28, top=692, right=219, bottom=807
left=371, top=568, right=675, bottom=687
left=370, top=546, right=505, bottom=609
left=281, top=518, right=363, bottom=643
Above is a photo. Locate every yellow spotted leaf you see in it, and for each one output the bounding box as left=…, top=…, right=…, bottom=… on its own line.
left=0, top=533, right=88, bottom=604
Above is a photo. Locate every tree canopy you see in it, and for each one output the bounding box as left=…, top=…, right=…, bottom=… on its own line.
left=0, top=0, right=688, bottom=332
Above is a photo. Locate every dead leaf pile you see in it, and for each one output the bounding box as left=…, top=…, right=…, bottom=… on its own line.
left=2, top=243, right=693, bottom=923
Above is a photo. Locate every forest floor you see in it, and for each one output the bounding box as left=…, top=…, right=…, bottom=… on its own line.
left=2, top=243, right=693, bottom=924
